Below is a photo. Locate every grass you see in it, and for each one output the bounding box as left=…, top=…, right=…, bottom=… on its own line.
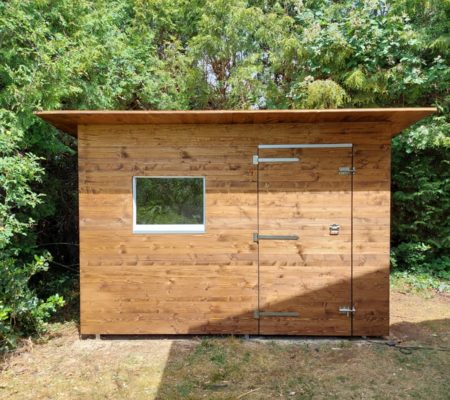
left=391, top=270, right=450, bottom=295
left=156, top=335, right=450, bottom=399
left=0, top=289, right=449, bottom=400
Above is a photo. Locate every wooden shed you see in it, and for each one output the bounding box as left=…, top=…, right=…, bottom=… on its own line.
left=36, top=108, right=435, bottom=337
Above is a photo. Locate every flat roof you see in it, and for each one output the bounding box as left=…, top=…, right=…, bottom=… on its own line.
left=35, top=108, right=436, bottom=137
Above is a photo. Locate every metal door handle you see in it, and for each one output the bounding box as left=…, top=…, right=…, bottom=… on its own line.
left=253, top=155, right=300, bottom=164
left=253, top=233, right=299, bottom=242
left=254, top=310, right=300, bottom=319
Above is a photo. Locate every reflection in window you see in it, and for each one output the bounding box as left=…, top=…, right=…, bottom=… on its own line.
left=133, top=177, right=205, bottom=233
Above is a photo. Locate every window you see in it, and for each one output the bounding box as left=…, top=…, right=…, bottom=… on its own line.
left=133, top=176, right=205, bottom=233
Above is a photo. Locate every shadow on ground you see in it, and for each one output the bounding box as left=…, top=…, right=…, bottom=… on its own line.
left=152, top=317, right=450, bottom=399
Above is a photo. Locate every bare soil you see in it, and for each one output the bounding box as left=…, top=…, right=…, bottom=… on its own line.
left=0, top=289, right=449, bottom=400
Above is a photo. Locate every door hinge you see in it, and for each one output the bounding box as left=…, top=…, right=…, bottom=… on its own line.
left=338, top=166, right=356, bottom=175
left=253, top=233, right=299, bottom=242
left=339, top=306, right=356, bottom=317
left=253, top=155, right=300, bottom=165
left=253, top=310, right=300, bottom=319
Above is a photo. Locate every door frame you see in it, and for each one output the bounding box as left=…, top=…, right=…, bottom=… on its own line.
left=254, top=142, right=355, bottom=335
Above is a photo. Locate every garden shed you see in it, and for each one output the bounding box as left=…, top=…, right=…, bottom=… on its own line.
left=36, top=108, right=435, bottom=337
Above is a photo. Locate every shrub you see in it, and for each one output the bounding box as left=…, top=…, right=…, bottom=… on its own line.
left=0, top=110, right=64, bottom=351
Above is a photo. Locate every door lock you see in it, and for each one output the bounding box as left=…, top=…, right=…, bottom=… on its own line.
left=329, top=224, right=340, bottom=235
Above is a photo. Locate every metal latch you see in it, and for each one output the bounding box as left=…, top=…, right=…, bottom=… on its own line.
left=253, top=155, right=300, bottom=165
left=329, top=224, right=340, bottom=235
left=253, top=233, right=299, bottom=242
left=338, top=166, right=356, bottom=175
left=254, top=310, right=300, bottom=319
left=339, top=306, right=356, bottom=317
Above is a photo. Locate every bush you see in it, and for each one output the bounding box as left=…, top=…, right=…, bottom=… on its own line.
left=391, top=116, right=450, bottom=285
left=0, top=255, right=65, bottom=350
left=0, top=110, right=64, bottom=351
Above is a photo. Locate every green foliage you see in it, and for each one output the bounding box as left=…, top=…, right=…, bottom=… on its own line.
left=391, top=115, right=450, bottom=283
left=0, top=0, right=449, bottom=349
left=0, top=254, right=65, bottom=351
left=0, top=109, right=65, bottom=350
left=0, top=111, right=43, bottom=247
left=303, top=79, right=348, bottom=109
left=391, top=270, right=450, bottom=294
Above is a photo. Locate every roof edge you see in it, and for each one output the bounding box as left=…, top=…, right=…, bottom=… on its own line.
left=34, top=108, right=437, bottom=137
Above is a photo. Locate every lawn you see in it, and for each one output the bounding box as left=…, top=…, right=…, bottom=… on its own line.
left=1, top=289, right=449, bottom=400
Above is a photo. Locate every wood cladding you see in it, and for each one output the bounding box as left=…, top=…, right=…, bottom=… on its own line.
left=78, top=123, right=392, bottom=336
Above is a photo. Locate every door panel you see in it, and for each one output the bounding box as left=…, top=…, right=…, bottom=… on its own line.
left=257, top=146, right=353, bottom=335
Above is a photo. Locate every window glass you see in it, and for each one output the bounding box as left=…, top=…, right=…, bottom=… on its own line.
left=133, top=177, right=205, bottom=233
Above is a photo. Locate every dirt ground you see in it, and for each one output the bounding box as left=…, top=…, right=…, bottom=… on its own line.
left=0, top=289, right=449, bottom=400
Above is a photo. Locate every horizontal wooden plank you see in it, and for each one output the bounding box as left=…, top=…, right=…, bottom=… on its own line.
left=77, top=125, right=392, bottom=336
left=80, top=318, right=257, bottom=334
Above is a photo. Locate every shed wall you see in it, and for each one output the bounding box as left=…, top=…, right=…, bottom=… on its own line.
left=78, top=123, right=390, bottom=336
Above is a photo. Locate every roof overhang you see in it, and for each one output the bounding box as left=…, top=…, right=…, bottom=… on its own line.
left=34, top=108, right=436, bottom=137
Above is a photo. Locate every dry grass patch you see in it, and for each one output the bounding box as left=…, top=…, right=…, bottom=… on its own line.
left=0, top=290, right=448, bottom=400
left=0, top=323, right=174, bottom=400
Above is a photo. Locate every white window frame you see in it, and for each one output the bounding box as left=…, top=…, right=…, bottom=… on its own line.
left=132, top=176, right=206, bottom=234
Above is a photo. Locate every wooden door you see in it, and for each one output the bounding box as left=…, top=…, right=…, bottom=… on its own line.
left=257, top=145, right=353, bottom=335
